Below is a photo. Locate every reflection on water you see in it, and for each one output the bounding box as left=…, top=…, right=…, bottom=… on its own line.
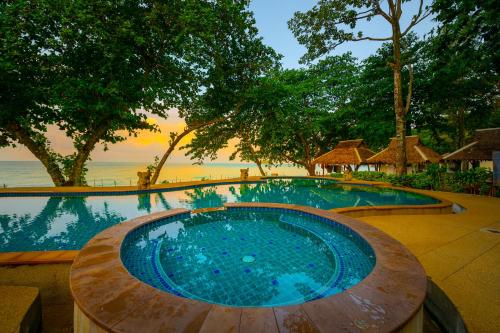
left=0, top=178, right=438, bottom=252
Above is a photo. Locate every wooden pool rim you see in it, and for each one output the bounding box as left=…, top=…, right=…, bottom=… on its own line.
left=69, top=203, right=427, bottom=333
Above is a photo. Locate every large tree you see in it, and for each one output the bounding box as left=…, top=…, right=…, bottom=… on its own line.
left=0, top=0, right=65, bottom=185
left=149, top=0, right=279, bottom=184
left=1, top=0, right=265, bottom=186
left=186, top=55, right=358, bottom=175
left=289, top=0, right=431, bottom=175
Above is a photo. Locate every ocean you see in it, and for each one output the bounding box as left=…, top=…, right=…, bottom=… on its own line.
left=0, top=161, right=309, bottom=187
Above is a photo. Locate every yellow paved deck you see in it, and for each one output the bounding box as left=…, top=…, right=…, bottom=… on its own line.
left=357, top=190, right=500, bottom=333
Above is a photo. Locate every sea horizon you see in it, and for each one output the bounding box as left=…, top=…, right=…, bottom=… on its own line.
left=0, top=160, right=309, bottom=187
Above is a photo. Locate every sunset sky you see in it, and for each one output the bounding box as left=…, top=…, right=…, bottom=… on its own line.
left=1, top=0, right=435, bottom=163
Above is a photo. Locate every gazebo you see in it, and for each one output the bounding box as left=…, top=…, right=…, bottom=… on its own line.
left=444, top=128, right=500, bottom=170
left=313, top=139, right=375, bottom=172
left=367, top=136, right=442, bottom=174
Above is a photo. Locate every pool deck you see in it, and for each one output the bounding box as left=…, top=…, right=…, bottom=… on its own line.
left=356, top=189, right=500, bottom=333
left=0, top=177, right=499, bottom=332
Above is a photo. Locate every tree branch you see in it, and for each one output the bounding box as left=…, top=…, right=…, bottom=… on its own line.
left=6, top=122, right=66, bottom=186
left=387, top=0, right=397, bottom=17
left=351, top=35, right=393, bottom=42
left=401, top=0, right=430, bottom=36
left=284, top=153, right=303, bottom=166
left=330, top=11, right=375, bottom=25
left=370, top=0, right=393, bottom=23
left=396, top=0, right=402, bottom=19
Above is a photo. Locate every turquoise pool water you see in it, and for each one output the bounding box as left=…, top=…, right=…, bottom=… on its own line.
left=121, top=207, right=375, bottom=306
left=0, top=178, right=438, bottom=252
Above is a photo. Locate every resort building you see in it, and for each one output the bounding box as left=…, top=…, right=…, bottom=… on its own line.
left=312, top=139, right=375, bottom=172
left=444, top=127, right=500, bottom=170
left=367, top=136, right=442, bottom=174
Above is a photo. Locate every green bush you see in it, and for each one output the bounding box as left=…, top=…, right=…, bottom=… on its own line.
left=352, top=171, right=387, bottom=181
left=387, top=173, right=432, bottom=189
left=425, top=163, right=447, bottom=190
left=329, top=172, right=343, bottom=178
left=444, top=167, right=492, bottom=195
left=329, top=166, right=492, bottom=195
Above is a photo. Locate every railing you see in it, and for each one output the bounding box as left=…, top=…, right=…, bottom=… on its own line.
left=1, top=175, right=242, bottom=188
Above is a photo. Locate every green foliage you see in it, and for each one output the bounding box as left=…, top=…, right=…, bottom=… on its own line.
left=340, top=166, right=492, bottom=195
left=1, top=0, right=275, bottom=186
left=57, top=154, right=88, bottom=186
left=187, top=54, right=358, bottom=175
left=351, top=171, right=387, bottom=182
left=446, top=168, right=492, bottom=195
left=386, top=173, right=431, bottom=189
left=410, top=1, right=499, bottom=152
left=425, top=164, right=447, bottom=190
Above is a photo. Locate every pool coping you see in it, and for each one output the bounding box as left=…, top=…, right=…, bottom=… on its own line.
left=0, top=178, right=266, bottom=197
left=69, top=203, right=427, bottom=333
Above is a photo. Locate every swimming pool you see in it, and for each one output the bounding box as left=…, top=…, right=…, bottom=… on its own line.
left=0, top=178, right=438, bottom=252
left=121, top=207, right=375, bottom=307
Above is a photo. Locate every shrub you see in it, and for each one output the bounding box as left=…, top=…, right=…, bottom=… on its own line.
left=329, top=166, right=492, bottom=195
left=425, top=163, right=447, bottom=190
left=330, top=172, right=343, bottom=178
left=445, top=167, right=492, bottom=195
left=352, top=171, right=387, bottom=181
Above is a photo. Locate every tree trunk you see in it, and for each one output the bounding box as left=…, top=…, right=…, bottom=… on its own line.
left=392, top=21, right=407, bottom=176
left=456, top=107, right=465, bottom=149
left=66, top=127, right=107, bottom=186
left=150, top=117, right=223, bottom=185
left=306, top=163, right=316, bottom=176
left=245, top=142, right=266, bottom=176
left=7, top=123, right=66, bottom=186
left=254, top=158, right=266, bottom=176
left=151, top=127, right=196, bottom=185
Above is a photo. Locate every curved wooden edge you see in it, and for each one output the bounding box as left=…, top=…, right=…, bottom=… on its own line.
left=0, top=250, right=79, bottom=265
left=70, top=203, right=427, bottom=333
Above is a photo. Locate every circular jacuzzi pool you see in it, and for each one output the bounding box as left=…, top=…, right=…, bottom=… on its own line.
left=121, top=208, right=375, bottom=307
left=70, top=204, right=427, bottom=333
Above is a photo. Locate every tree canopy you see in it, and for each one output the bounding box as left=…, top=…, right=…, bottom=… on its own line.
left=186, top=55, right=359, bottom=175
left=1, top=0, right=277, bottom=186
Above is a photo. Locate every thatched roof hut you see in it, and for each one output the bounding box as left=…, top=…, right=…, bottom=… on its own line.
left=444, top=128, right=500, bottom=161
left=313, top=139, right=375, bottom=165
left=367, top=136, right=442, bottom=165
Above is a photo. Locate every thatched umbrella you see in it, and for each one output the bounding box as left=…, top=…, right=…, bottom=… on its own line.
left=367, top=136, right=441, bottom=171
left=313, top=139, right=375, bottom=171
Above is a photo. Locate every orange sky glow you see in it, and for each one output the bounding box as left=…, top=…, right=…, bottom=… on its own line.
left=0, top=109, right=238, bottom=163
